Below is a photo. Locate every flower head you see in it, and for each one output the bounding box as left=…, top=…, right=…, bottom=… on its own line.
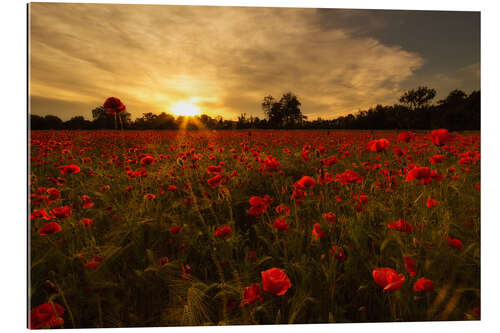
left=38, top=222, right=62, bottom=235
left=241, top=283, right=263, bottom=306
left=372, top=267, right=405, bottom=291
left=104, top=97, right=126, bottom=114
left=215, top=225, right=232, bottom=238
left=29, top=302, right=65, bottom=329
left=261, top=268, right=292, bottom=296
left=413, top=277, right=434, bottom=292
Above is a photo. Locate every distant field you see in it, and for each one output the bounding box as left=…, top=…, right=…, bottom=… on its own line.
left=29, top=129, right=480, bottom=328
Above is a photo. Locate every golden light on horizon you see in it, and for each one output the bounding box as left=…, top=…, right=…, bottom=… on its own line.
left=170, top=101, right=201, bottom=117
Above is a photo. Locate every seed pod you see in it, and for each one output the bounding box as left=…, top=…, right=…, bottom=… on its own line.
left=44, top=280, right=58, bottom=294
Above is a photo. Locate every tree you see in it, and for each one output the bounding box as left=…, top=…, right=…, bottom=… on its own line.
left=261, top=92, right=306, bottom=128
left=30, top=114, right=47, bottom=130
left=261, top=95, right=276, bottom=117
left=399, top=86, right=437, bottom=110
left=92, top=105, right=132, bottom=129
left=43, top=115, right=64, bottom=129
left=65, top=116, right=91, bottom=130
left=237, top=113, right=249, bottom=129
left=438, top=89, right=467, bottom=106
left=155, top=112, right=177, bottom=129
left=262, top=95, right=283, bottom=127
left=199, top=114, right=217, bottom=129
left=92, top=106, right=114, bottom=129
left=279, top=92, right=306, bottom=127
left=437, top=90, right=478, bottom=131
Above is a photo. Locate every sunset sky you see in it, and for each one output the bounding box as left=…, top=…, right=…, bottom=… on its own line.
left=29, top=3, right=480, bottom=121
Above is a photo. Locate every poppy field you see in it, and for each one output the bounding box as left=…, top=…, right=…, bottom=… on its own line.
left=28, top=129, right=480, bottom=328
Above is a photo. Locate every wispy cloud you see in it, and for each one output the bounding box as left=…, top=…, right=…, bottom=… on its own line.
left=30, top=3, right=428, bottom=120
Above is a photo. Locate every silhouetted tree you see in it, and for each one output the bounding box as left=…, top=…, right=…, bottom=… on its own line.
left=92, top=106, right=131, bottom=129
left=30, top=114, right=47, bottom=130
left=436, top=90, right=479, bottom=131
left=262, top=92, right=306, bottom=128
left=438, top=89, right=467, bottom=106
left=237, top=113, right=250, bottom=129
left=30, top=87, right=479, bottom=131
left=43, top=115, right=64, bottom=130
left=399, top=86, right=437, bottom=111
left=199, top=114, right=217, bottom=129
left=65, top=116, right=91, bottom=130
left=262, top=95, right=284, bottom=127
left=280, top=92, right=306, bottom=128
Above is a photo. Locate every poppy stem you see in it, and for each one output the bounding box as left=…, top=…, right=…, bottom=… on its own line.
left=51, top=279, right=76, bottom=328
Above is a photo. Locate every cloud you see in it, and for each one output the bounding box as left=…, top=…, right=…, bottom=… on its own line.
left=29, top=3, right=425, bottom=120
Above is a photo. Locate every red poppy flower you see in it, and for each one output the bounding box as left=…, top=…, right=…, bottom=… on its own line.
left=168, top=185, right=178, bottom=192
left=50, top=206, right=69, bottom=219
left=46, top=188, right=60, bottom=201
left=296, top=176, right=316, bottom=188
left=368, top=138, right=390, bottom=152
left=260, top=155, right=281, bottom=173
left=323, top=212, right=337, bottom=224
left=356, top=194, right=369, bottom=205
left=38, top=222, right=62, bottom=235
left=247, top=195, right=273, bottom=215
left=322, top=155, right=338, bottom=166
left=135, top=168, right=147, bottom=177
left=261, top=268, right=292, bottom=296
left=170, top=225, right=181, bottom=235
left=104, top=97, right=126, bottom=114
left=215, top=225, right=232, bottom=238
left=393, top=146, right=405, bottom=156
left=388, top=218, right=414, bottom=233
left=473, top=306, right=480, bottom=320
left=207, top=165, right=223, bottom=174
left=29, top=302, right=65, bottom=329
left=207, top=174, right=223, bottom=188
left=426, top=198, right=440, bottom=208
left=275, top=204, right=291, bottom=216
left=241, top=283, right=263, bottom=306
left=429, top=154, right=444, bottom=164
left=413, top=277, right=434, bottom=292
left=81, top=195, right=94, bottom=209
left=273, top=218, right=289, bottom=232
left=85, top=255, right=104, bottom=271
left=30, top=209, right=51, bottom=221
left=336, top=169, right=363, bottom=185
left=404, top=256, right=417, bottom=277
left=58, top=164, right=80, bottom=175
left=372, top=267, right=405, bottom=291
left=406, top=166, right=430, bottom=182
left=406, top=166, right=442, bottom=185
left=78, top=218, right=93, bottom=227
left=312, top=223, right=325, bottom=240
left=329, top=245, right=347, bottom=262
left=430, top=129, right=451, bottom=146
left=448, top=237, right=463, bottom=250
left=85, top=260, right=100, bottom=271
left=140, top=155, right=156, bottom=166
left=144, top=193, right=156, bottom=200
left=398, top=131, right=415, bottom=143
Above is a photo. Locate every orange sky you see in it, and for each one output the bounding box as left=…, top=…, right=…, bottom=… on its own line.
left=29, top=3, right=479, bottom=121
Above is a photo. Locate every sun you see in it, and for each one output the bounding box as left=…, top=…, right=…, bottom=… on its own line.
left=171, top=101, right=201, bottom=117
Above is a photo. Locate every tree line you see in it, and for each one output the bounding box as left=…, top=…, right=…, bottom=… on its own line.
left=30, top=87, right=479, bottom=131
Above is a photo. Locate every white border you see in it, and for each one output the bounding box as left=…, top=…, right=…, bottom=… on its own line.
left=1, top=0, right=499, bottom=332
